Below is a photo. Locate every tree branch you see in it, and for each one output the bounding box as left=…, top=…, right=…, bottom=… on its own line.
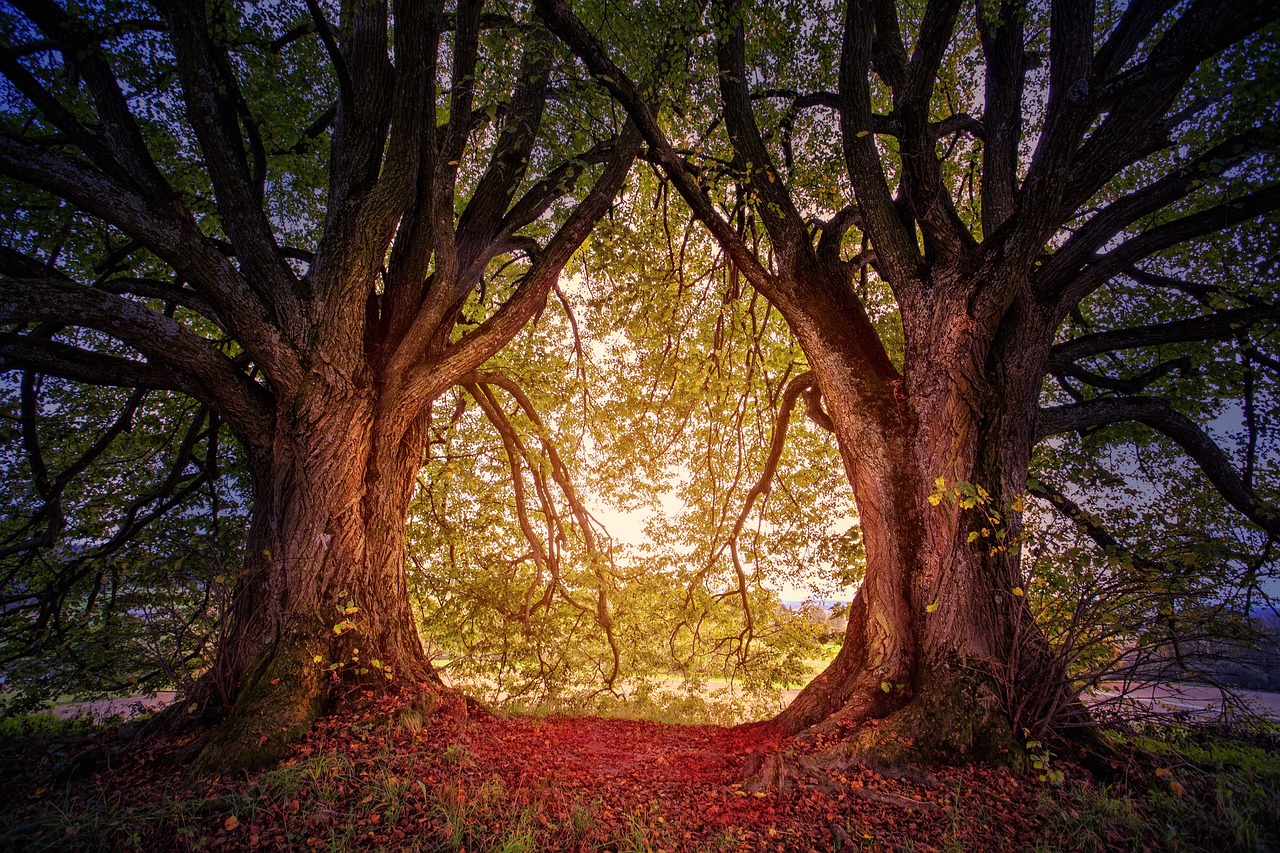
left=1039, top=128, right=1279, bottom=296
left=713, top=0, right=808, bottom=253
left=1051, top=355, right=1192, bottom=394
left=976, top=0, right=1025, bottom=236
left=388, top=122, right=642, bottom=437
left=158, top=0, right=303, bottom=335
left=535, top=0, right=779, bottom=296
left=1048, top=304, right=1280, bottom=369
left=0, top=137, right=302, bottom=385
left=0, top=275, right=271, bottom=440
left=10, top=0, right=173, bottom=201
left=1064, top=0, right=1280, bottom=220
left=1055, top=183, right=1280, bottom=311
left=1036, top=396, right=1280, bottom=535
left=839, top=0, right=920, bottom=284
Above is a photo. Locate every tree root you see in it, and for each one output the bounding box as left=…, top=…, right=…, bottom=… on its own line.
left=743, top=742, right=937, bottom=809
left=191, top=636, right=327, bottom=775
left=393, top=684, right=490, bottom=734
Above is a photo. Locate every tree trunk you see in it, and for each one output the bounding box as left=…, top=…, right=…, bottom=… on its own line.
left=189, top=374, right=438, bottom=772
left=769, top=280, right=1063, bottom=764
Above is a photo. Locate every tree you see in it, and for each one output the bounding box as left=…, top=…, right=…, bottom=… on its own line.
left=0, top=0, right=638, bottom=769
left=537, top=0, right=1280, bottom=760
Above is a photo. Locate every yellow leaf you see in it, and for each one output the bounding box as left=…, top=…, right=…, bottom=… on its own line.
left=928, top=494, right=942, bottom=506
left=313, top=654, right=324, bottom=664
left=926, top=601, right=939, bottom=613
left=1012, top=587, right=1024, bottom=597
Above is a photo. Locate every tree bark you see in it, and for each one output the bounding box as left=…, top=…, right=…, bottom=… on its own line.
left=767, top=274, right=1059, bottom=763
left=187, top=373, right=438, bottom=772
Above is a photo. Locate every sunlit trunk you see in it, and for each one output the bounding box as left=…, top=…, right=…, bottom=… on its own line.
left=192, top=376, right=436, bottom=771
left=770, top=278, right=1063, bottom=760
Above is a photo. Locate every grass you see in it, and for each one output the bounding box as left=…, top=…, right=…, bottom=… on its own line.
left=0, top=711, right=96, bottom=746
left=433, top=643, right=842, bottom=728
left=1038, top=722, right=1280, bottom=852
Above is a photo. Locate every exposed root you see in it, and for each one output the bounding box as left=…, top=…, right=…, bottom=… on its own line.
left=393, top=684, right=489, bottom=734
left=784, top=658, right=1025, bottom=770
left=743, top=742, right=937, bottom=810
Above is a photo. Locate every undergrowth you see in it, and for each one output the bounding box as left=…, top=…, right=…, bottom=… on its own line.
left=1041, top=720, right=1280, bottom=852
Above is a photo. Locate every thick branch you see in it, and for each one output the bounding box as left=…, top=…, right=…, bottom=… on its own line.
left=713, top=0, right=808, bottom=252
left=10, top=0, right=172, bottom=200
left=159, top=0, right=303, bottom=336
left=0, top=335, right=196, bottom=396
left=1038, top=129, right=1279, bottom=296
left=893, top=0, right=976, bottom=266
left=0, top=137, right=302, bottom=385
left=1064, top=0, right=1280, bottom=222
left=977, top=1, right=1026, bottom=237
left=1051, top=355, right=1192, bottom=394
left=1048, top=304, right=1280, bottom=369
left=387, top=122, right=642, bottom=437
left=1056, top=184, right=1280, bottom=310
left=535, top=0, right=778, bottom=296
left=0, top=276, right=271, bottom=439
left=1036, top=396, right=1280, bottom=535
left=839, top=0, right=920, bottom=284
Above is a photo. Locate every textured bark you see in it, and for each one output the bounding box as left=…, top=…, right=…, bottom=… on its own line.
left=765, top=274, right=1056, bottom=763
left=0, top=0, right=640, bottom=773
left=535, top=0, right=1280, bottom=769
left=188, top=378, right=437, bottom=771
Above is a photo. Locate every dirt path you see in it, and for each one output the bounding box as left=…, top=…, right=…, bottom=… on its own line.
left=1088, top=683, right=1280, bottom=719
left=52, top=691, right=176, bottom=723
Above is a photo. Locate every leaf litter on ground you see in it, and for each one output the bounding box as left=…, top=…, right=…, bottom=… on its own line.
left=0, top=688, right=1130, bottom=851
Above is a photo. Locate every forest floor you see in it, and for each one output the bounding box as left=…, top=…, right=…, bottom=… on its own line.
left=1, top=688, right=1277, bottom=852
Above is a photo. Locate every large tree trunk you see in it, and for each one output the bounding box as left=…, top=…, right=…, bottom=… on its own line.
left=190, top=373, right=438, bottom=771
left=770, top=280, right=1064, bottom=764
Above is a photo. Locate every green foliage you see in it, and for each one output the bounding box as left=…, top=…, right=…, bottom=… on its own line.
left=0, top=377, right=247, bottom=714
left=0, top=711, right=95, bottom=747
left=407, top=177, right=855, bottom=707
